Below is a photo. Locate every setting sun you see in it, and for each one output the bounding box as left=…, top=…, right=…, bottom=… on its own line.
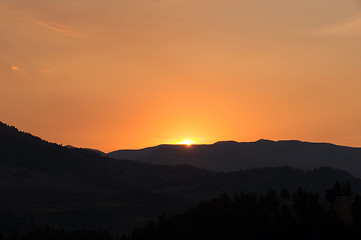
left=176, top=139, right=197, bottom=146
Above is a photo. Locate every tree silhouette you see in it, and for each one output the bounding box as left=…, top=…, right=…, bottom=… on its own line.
left=342, top=181, right=353, bottom=197
left=130, top=184, right=361, bottom=240
left=280, top=188, right=290, bottom=199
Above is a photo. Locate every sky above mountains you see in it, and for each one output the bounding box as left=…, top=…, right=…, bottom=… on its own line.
left=1, top=0, right=361, bottom=152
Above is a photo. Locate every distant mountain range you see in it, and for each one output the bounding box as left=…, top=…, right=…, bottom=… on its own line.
left=3, top=121, right=360, bottom=195
left=109, top=140, right=361, bottom=178
left=1, top=120, right=361, bottom=235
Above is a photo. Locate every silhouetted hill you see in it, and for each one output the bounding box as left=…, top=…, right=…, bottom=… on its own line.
left=65, top=145, right=107, bottom=156
left=109, top=140, right=361, bottom=177
left=2, top=121, right=361, bottom=235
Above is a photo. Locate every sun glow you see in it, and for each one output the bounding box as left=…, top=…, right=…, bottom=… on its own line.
left=176, top=139, right=197, bottom=146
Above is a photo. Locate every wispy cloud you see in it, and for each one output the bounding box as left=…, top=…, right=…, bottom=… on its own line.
left=40, top=69, right=53, bottom=74
left=37, top=21, right=86, bottom=39
left=310, top=14, right=361, bottom=36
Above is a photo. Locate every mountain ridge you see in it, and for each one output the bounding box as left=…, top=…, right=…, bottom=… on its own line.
left=110, top=138, right=359, bottom=153
left=109, top=139, right=361, bottom=177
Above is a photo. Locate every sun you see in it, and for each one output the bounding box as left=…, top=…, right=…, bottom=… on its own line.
left=176, top=139, right=197, bottom=146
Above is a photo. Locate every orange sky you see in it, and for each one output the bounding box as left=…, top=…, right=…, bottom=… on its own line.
left=1, top=0, right=361, bottom=152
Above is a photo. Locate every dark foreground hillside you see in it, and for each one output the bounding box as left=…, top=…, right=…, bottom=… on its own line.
left=2, top=183, right=361, bottom=240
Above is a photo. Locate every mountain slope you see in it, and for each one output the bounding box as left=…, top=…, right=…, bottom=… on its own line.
left=109, top=140, right=361, bottom=177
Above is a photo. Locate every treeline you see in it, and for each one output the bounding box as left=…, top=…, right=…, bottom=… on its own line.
left=130, top=181, right=361, bottom=240
left=3, top=181, right=361, bottom=240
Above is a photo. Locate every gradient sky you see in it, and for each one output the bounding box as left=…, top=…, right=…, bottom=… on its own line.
left=1, top=0, right=361, bottom=152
